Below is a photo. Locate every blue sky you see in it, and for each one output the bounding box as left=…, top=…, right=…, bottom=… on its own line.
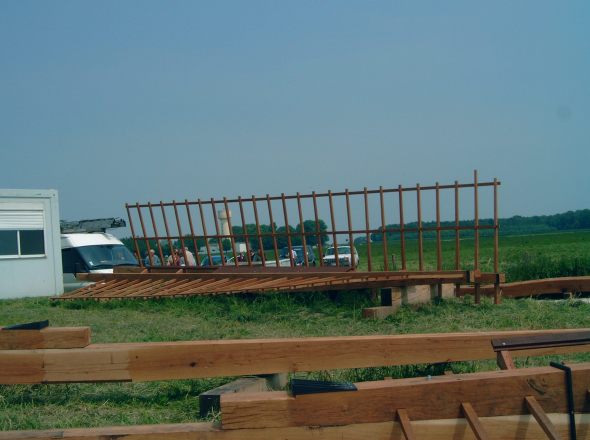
left=1, top=1, right=588, bottom=226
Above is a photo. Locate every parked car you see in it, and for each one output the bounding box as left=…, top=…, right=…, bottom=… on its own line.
left=279, top=245, right=317, bottom=266
left=322, top=245, right=359, bottom=267
left=199, top=253, right=228, bottom=266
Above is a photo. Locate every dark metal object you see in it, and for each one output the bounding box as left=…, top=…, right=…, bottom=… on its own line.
left=3, top=320, right=49, bottom=330
left=491, top=331, right=590, bottom=352
left=550, top=361, right=577, bottom=440
left=290, top=379, right=357, bottom=396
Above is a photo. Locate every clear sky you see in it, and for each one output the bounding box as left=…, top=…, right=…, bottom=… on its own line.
left=1, top=1, right=589, bottom=227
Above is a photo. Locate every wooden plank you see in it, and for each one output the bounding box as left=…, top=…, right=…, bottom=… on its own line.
left=525, top=396, right=562, bottom=440
left=461, top=402, right=490, bottom=440
left=458, top=276, right=590, bottom=299
left=1, top=415, right=588, bottom=440
left=396, top=409, right=415, bottom=440
left=2, top=329, right=589, bottom=384
left=497, top=351, right=516, bottom=370
left=220, top=363, right=590, bottom=429
left=199, top=377, right=268, bottom=418
left=0, top=327, right=90, bottom=350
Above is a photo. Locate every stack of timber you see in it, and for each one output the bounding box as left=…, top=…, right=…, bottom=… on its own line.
left=1, top=326, right=590, bottom=439
left=53, top=269, right=500, bottom=301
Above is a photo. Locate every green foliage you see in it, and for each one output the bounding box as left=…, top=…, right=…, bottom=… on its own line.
left=371, top=209, right=590, bottom=242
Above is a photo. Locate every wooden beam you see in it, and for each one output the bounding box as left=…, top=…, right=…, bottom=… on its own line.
left=497, top=351, right=516, bottom=370
left=1, top=415, right=588, bottom=440
left=457, top=276, right=590, bottom=299
left=199, top=377, right=268, bottom=418
left=461, top=402, right=490, bottom=440
left=0, top=327, right=90, bottom=350
left=396, top=409, right=415, bottom=440
left=525, top=396, right=562, bottom=440
left=220, top=363, right=590, bottom=429
left=1, top=329, right=588, bottom=384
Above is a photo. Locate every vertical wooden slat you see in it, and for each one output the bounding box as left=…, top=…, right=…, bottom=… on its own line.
left=436, top=183, right=443, bottom=298
left=454, top=181, right=460, bottom=269
left=474, top=170, right=480, bottom=271
left=197, top=199, right=213, bottom=266
left=496, top=351, right=516, bottom=370
left=281, top=193, right=294, bottom=267
left=493, top=177, right=501, bottom=304
left=364, top=187, right=372, bottom=272
left=296, top=192, right=309, bottom=266
left=147, top=202, right=165, bottom=265
left=125, top=203, right=142, bottom=267
left=252, top=196, right=266, bottom=266
left=159, top=202, right=176, bottom=265
left=398, top=185, right=406, bottom=271
left=461, top=402, right=490, bottom=440
left=380, top=186, right=389, bottom=271
left=416, top=184, right=423, bottom=271
left=312, top=191, right=324, bottom=267
left=267, top=195, right=280, bottom=266
left=172, top=201, right=188, bottom=267
left=436, top=182, right=442, bottom=271
left=136, top=203, right=152, bottom=266
left=223, top=197, right=238, bottom=266
left=474, top=170, right=480, bottom=304
left=524, top=396, right=561, bottom=440
left=210, top=199, right=226, bottom=266
left=396, top=409, right=415, bottom=440
left=345, top=189, right=354, bottom=266
left=184, top=200, right=201, bottom=266
left=328, top=190, right=339, bottom=267
left=238, top=196, right=252, bottom=265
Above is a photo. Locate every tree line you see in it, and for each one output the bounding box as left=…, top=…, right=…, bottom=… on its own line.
left=369, top=209, right=590, bottom=242
left=121, top=219, right=330, bottom=257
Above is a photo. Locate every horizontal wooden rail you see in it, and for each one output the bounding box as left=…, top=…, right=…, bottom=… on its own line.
left=1, top=329, right=588, bottom=385
left=457, top=276, right=590, bottom=298
left=220, top=363, right=590, bottom=429
left=2, top=414, right=587, bottom=440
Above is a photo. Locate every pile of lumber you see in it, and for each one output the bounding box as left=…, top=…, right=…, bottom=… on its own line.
left=1, top=324, right=589, bottom=439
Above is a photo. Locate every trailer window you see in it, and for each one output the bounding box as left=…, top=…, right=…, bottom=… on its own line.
left=0, top=229, right=45, bottom=257
left=0, top=230, right=18, bottom=255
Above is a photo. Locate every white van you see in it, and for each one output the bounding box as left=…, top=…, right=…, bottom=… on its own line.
left=61, top=219, right=139, bottom=291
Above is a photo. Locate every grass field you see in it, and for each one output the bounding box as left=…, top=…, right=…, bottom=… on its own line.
left=351, top=230, right=590, bottom=280
left=1, top=230, right=589, bottom=431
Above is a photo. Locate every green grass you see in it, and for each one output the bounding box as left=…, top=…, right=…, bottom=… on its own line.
left=1, top=293, right=590, bottom=430
left=352, top=230, right=590, bottom=280
left=1, top=230, right=589, bottom=431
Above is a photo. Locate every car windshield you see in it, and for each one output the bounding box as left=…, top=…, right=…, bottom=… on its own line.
left=200, top=254, right=225, bottom=266
left=326, top=246, right=351, bottom=256
left=77, top=245, right=138, bottom=269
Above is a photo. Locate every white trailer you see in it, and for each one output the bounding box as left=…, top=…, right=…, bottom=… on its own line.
left=0, top=189, right=63, bottom=299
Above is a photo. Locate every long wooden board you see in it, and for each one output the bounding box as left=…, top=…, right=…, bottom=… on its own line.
left=220, top=363, right=590, bottom=429
left=458, top=276, right=590, bottom=298
left=1, top=415, right=589, bottom=440
left=0, top=327, right=91, bottom=350
left=1, top=329, right=588, bottom=384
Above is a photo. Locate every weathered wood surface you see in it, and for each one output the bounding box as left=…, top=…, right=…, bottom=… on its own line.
left=0, top=327, right=91, bottom=350
left=1, top=329, right=589, bottom=384
left=55, top=270, right=495, bottom=300
left=220, top=363, right=590, bottom=429
left=457, top=276, right=590, bottom=298
left=3, top=415, right=588, bottom=440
